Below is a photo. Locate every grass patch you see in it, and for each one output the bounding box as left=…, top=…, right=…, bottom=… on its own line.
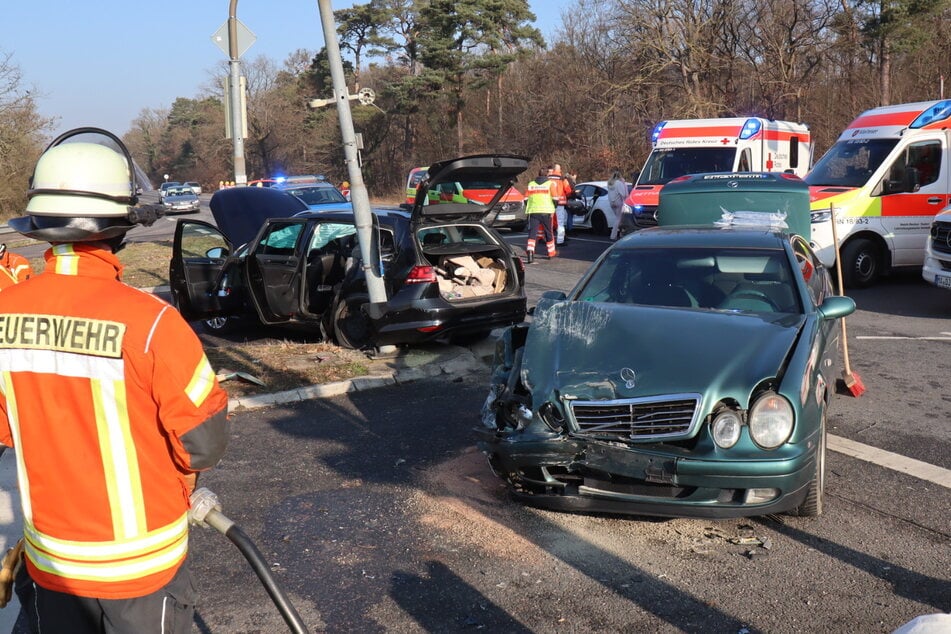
left=204, top=339, right=371, bottom=398
left=22, top=239, right=174, bottom=289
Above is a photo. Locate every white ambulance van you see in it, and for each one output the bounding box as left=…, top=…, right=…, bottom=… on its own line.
left=806, top=100, right=951, bottom=287
left=624, top=117, right=812, bottom=228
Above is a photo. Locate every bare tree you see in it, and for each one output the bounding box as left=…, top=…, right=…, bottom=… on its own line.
left=0, top=51, right=54, bottom=220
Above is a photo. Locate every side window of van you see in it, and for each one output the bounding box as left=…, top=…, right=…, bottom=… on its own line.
left=887, top=140, right=942, bottom=190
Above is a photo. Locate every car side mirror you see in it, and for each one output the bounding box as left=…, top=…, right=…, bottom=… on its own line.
left=818, top=295, right=855, bottom=320
left=206, top=247, right=229, bottom=259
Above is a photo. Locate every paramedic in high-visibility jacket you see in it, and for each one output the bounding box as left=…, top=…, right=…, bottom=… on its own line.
left=0, top=128, right=229, bottom=634
left=524, top=168, right=558, bottom=263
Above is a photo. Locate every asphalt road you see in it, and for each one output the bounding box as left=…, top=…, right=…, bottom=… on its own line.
left=2, top=196, right=949, bottom=632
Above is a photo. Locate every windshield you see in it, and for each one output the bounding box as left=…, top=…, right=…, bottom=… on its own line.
left=286, top=186, right=347, bottom=205
left=637, top=148, right=738, bottom=186
left=575, top=246, right=801, bottom=314
left=805, top=138, right=898, bottom=188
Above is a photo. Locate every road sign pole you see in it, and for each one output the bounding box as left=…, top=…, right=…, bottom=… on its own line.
left=228, top=1, right=247, bottom=186
left=315, top=0, right=393, bottom=353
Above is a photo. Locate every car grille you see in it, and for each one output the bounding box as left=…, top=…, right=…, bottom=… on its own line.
left=930, top=221, right=951, bottom=256
left=568, top=394, right=701, bottom=441
left=634, top=205, right=658, bottom=226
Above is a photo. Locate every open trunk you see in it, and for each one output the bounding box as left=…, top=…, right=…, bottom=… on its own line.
left=421, top=243, right=515, bottom=301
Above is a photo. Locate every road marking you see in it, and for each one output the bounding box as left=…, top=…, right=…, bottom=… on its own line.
left=856, top=336, right=951, bottom=341
left=829, top=434, right=951, bottom=489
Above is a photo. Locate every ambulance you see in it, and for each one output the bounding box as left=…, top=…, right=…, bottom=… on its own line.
left=806, top=100, right=951, bottom=287
left=623, top=117, right=812, bottom=229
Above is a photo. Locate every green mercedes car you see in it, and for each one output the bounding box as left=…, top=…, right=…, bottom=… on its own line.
left=477, top=219, right=856, bottom=519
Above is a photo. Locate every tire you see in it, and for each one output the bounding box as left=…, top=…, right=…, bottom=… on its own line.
left=839, top=238, right=882, bottom=288
left=790, top=413, right=826, bottom=517
left=202, top=316, right=240, bottom=335
left=510, top=221, right=527, bottom=232
left=333, top=293, right=372, bottom=350
left=591, top=211, right=609, bottom=236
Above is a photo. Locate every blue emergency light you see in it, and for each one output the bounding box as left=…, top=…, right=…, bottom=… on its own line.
left=650, top=121, right=667, bottom=145
left=739, top=118, right=762, bottom=139
left=909, top=100, right=951, bottom=129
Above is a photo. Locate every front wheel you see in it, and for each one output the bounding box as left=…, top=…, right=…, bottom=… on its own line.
left=333, top=293, right=372, bottom=350
left=790, top=413, right=826, bottom=517
left=202, top=316, right=240, bottom=335
left=839, top=238, right=882, bottom=288
left=591, top=211, right=609, bottom=236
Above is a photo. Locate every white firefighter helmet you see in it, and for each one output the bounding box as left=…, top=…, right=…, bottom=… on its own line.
left=11, top=127, right=161, bottom=242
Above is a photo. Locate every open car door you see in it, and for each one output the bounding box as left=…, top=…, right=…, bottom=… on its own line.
left=170, top=219, right=244, bottom=321
left=244, top=218, right=310, bottom=325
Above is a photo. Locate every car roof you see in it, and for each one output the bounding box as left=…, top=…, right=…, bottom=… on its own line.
left=621, top=225, right=790, bottom=250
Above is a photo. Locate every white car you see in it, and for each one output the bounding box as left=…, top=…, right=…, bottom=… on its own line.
left=568, top=181, right=624, bottom=236
left=184, top=181, right=203, bottom=196
left=922, top=205, right=951, bottom=290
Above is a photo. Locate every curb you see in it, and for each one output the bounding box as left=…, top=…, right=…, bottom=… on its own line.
left=227, top=345, right=493, bottom=412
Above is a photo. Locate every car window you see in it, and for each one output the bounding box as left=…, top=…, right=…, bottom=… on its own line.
left=259, top=222, right=305, bottom=255
left=792, top=236, right=826, bottom=306
left=418, top=225, right=491, bottom=247
left=308, top=223, right=358, bottom=252
left=576, top=247, right=800, bottom=313
left=287, top=186, right=347, bottom=205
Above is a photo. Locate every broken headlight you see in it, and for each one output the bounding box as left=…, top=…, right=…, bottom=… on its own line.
left=538, top=401, right=567, bottom=432
left=711, top=409, right=743, bottom=449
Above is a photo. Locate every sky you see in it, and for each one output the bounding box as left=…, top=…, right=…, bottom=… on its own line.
left=3, top=0, right=572, bottom=137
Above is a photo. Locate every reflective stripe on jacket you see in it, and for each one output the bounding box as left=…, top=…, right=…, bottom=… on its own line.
left=525, top=179, right=556, bottom=214
left=0, top=243, right=229, bottom=599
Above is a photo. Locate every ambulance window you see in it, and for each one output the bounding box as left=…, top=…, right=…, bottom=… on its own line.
left=790, top=137, right=800, bottom=169
left=887, top=140, right=941, bottom=190
left=738, top=149, right=751, bottom=172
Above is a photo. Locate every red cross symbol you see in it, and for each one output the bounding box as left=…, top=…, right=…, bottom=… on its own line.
left=720, top=138, right=731, bottom=145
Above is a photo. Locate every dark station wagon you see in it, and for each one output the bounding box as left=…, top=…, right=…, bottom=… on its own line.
left=169, top=154, right=529, bottom=349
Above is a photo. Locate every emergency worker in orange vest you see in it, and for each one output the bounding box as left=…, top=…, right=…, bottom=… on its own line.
left=0, top=128, right=229, bottom=634
left=0, top=244, right=33, bottom=290
left=525, top=167, right=557, bottom=263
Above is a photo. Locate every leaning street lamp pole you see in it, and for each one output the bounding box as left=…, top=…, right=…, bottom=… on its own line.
left=228, top=0, right=247, bottom=185
left=315, top=0, right=392, bottom=352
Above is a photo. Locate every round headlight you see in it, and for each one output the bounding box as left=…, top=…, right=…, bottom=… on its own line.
left=748, top=393, right=794, bottom=449
left=711, top=410, right=743, bottom=448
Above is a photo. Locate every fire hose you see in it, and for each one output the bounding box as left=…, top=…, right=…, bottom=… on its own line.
left=189, top=488, right=310, bottom=634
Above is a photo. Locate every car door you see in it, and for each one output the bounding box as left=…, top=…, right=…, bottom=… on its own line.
left=245, top=218, right=309, bottom=324
left=170, top=219, right=244, bottom=321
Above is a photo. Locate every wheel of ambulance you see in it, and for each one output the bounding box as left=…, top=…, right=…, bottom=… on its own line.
left=591, top=210, right=609, bottom=236
left=790, top=411, right=826, bottom=517
left=839, top=237, right=881, bottom=288
left=333, top=293, right=372, bottom=350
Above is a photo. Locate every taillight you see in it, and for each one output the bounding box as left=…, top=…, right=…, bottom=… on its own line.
left=406, top=265, right=437, bottom=284
left=513, top=255, right=524, bottom=275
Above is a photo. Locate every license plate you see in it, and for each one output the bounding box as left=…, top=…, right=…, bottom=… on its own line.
left=937, top=274, right=951, bottom=289
left=497, top=214, right=515, bottom=220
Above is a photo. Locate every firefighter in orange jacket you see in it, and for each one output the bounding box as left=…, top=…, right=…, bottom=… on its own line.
left=0, top=244, right=33, bottom=290
left=0, top=128, right=229, bottom=634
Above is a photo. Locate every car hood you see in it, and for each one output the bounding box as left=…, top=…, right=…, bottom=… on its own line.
left=523, top=300, right=803, bottom=405
left=209, top=186, right=309, bottom=247
left=412, top=154, right=529, bottom=224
